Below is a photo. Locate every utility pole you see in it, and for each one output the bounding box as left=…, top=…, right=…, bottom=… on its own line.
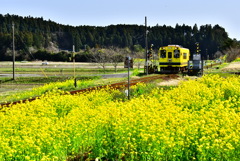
left=12, top=22, right=15, bottom=80
left=145, top=16, right=148, bottom=75
left=73, top=45, right=75, bottom=78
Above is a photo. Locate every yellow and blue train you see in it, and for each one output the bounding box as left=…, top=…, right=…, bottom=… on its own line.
left=158, top=45, right=190, bottom=73
left=146, top=44, right=203, bottom=75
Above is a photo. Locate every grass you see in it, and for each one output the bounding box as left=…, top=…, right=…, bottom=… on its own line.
left=0, top=75, right=132, bottom=103
left=0, top=76, right=101, bottom=84
left=0, top=68, right=130, bottom=75
left=0, top=61, right=138, bottom=101
left=0, top=68, right=159, bottom=104
left=233, top=58, right=240, bottom=62
left=0, top=73, right=177, bottom=104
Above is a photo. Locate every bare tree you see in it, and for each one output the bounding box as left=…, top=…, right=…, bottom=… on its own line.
left=132, top=51, right=144, bottom=69
left=108, top=47, right=124, bottom=72
left=91, top=47, right=131, bottom=73
left=91, top=48, right=111, bottom=73
left=214, top=51, right=224, bottom=59
left=222, top=47, right=240, bottom=62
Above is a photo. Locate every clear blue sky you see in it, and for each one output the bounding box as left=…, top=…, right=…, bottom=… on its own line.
left=1, top=0, right=239, bottom=40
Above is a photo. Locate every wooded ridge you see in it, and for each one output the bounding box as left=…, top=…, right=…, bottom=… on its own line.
left=0, top=14, right=238, bottom=61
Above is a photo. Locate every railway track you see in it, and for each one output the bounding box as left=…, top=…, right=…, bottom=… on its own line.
left=0, top=74, right=179, bottom=108
left=203, top=62, right=222, bottom=69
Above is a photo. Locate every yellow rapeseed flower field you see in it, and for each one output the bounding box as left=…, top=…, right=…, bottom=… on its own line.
left=0, top=74, right=239, bottom=160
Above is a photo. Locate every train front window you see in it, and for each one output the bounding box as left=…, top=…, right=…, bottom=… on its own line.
left=174, top=50, right=180, bottom=58
left=168, top=52, right=172, bottom=58
left=160, top=50, right=166, bottom=58
left=183, top=53, right=187, bottom=59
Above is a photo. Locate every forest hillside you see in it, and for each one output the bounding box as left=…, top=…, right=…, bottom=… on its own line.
left=0, top=14, right=239, bottom=62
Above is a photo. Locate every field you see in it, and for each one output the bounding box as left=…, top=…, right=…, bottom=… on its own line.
left=0, top=61, right=131, bottom=77
left=0, top=73, right=240, bottom=160
left=0, top=61, right=135, bottom=100
left=0, top=61, right=240, bottom=160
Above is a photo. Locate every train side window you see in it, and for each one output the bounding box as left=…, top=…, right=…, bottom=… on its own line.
left=160, top=50, right=166, bottom=58
left=168, top=52, right=172, bottom=58
left=183, top=53, right=187, bottom=59
left=174, top=50, right=180, bottom=58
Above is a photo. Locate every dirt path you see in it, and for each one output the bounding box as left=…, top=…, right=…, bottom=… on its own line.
left=221, top=62, right=240, bottom=71
left=157, top=76, right=199, bottom=86
left=157, top=77, right=184, bottom=86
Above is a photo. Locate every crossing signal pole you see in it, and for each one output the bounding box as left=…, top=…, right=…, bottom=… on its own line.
left=124, top=56, right=133, bottom=100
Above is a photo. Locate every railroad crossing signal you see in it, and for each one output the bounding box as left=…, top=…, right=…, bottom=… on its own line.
left=196, top=42, right=200, bottom=54
left=147, top=51, right=152, bottom=59
left=124, top=56, right=133, bottom=68
left=147, top=44, right=154, bottom=59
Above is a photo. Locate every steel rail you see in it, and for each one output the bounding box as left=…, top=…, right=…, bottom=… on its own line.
left=0, top=74, right=178, bottom=108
